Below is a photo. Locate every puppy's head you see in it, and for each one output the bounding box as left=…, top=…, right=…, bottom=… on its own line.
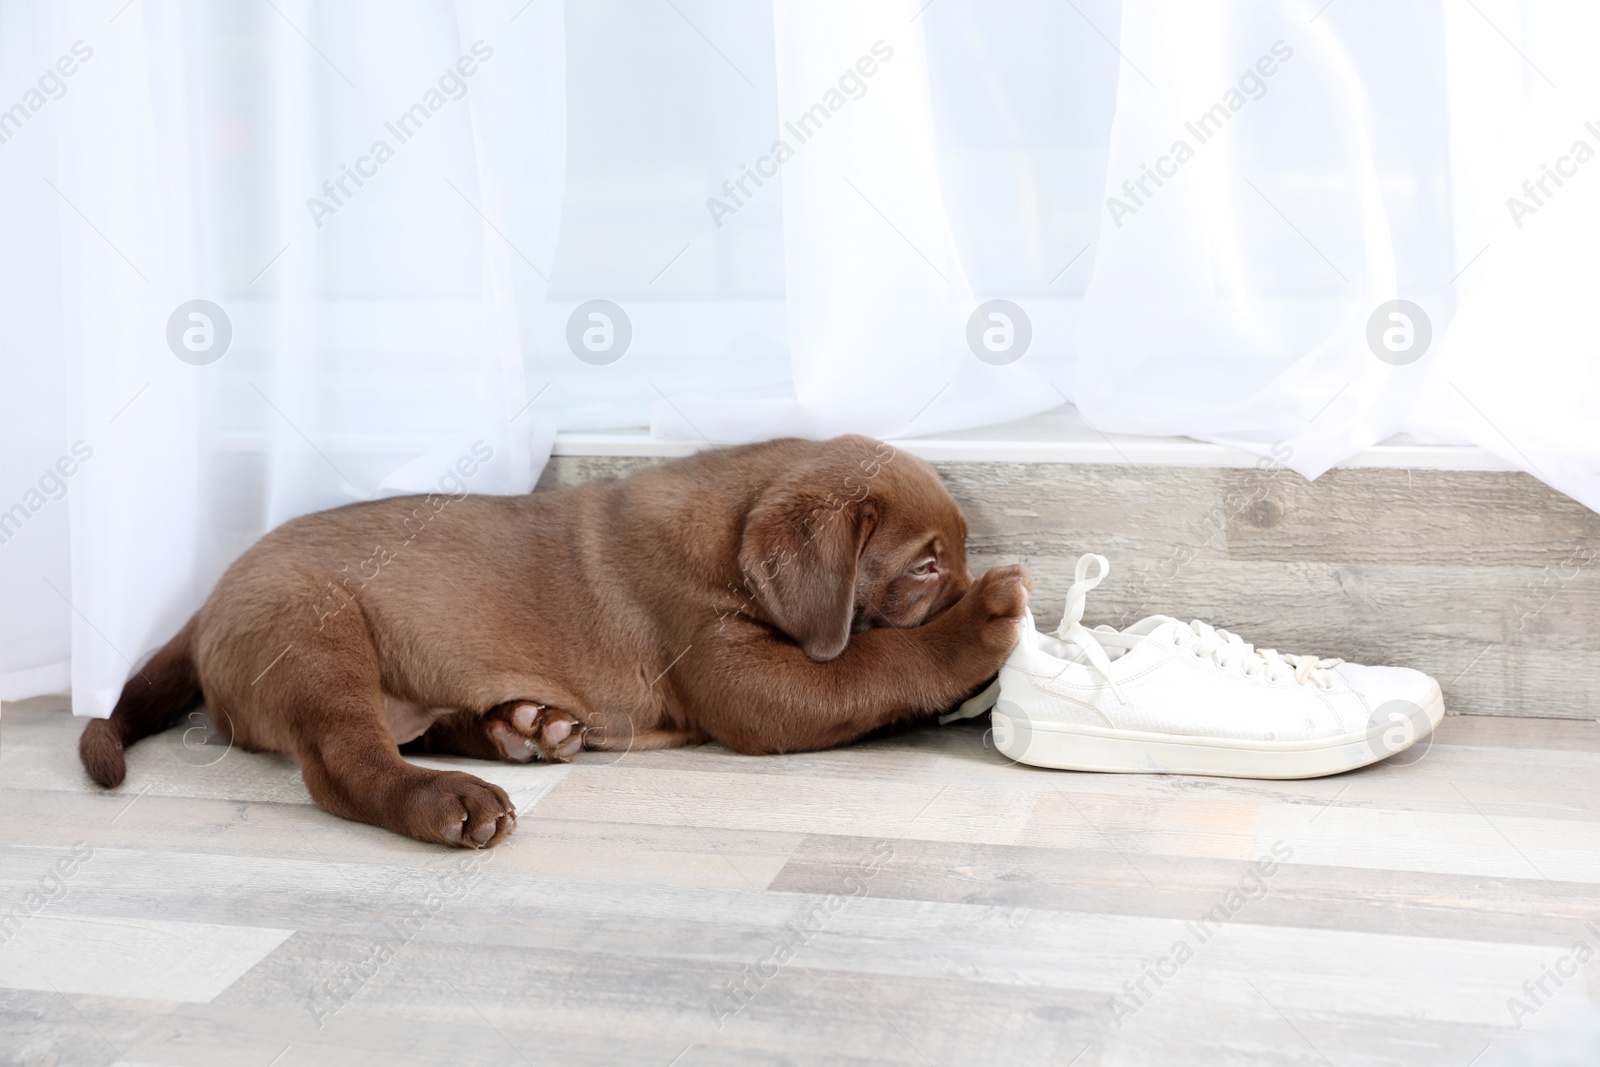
left=738, top=436, right=973, bottom=661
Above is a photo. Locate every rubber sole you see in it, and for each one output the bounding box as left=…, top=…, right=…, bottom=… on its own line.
left=990, top=684, right=1447, bottom=780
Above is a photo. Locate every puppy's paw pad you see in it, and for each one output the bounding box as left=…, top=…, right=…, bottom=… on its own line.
left=488, top=719, right=538, bottom=762
left=485, top=702, right=585, bottom=763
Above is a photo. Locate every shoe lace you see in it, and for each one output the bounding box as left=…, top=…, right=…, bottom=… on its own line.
left=945, top=553, right=1342, bottom=725
left=1055, top=555, right=1342, bottom=694
left=1181, top=619, right=1341, bottom=688
left=1051, top=553, right=1129, bottom=704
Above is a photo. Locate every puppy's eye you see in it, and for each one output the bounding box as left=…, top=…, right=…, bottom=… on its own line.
left=909, top=558, right=937, bottom=577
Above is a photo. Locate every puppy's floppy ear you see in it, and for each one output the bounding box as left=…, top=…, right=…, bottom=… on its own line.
left=739, top=486, right=878, bottom=662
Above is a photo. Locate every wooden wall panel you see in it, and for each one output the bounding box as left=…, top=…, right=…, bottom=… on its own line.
left=540, top=455, right=1599, bottom=720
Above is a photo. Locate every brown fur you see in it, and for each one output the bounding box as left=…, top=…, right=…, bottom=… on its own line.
left=80, top=436, right=1029, bottom=847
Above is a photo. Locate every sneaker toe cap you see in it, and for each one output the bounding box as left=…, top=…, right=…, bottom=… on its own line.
left=1333, top=663, right=1442, bottom=725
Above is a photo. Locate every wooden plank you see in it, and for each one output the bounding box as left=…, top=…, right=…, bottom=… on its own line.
left=529, top=766, right=1044, bottom=847
left=768, top=834, right=1600, bottom=946
left=0, top=988, right=183, bottom=1067
left=209, top=934, right=1105, bottom=1066
left=1432, top=714, right=1600, bottom=751
left=936, top=461, right=1233, bottom=566
left=1220, top=466, right=1600, bottom=567
left=0, top=914, right=292, bottom=1003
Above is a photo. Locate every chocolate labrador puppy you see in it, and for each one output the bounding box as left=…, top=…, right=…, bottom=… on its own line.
left=80, top=435, right=1029, bottom=847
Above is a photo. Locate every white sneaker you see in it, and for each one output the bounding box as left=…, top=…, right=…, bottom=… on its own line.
left=947, top=554, right=1446, bottom=779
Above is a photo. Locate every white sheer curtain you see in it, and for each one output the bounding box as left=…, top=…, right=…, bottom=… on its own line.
left=1076, top=0, right=1404, bottom=477
left=4, top=0, right=1598, bottom=710
left=2, top=0, right=564, bottom=712
left=651, top=0, right=1069, bottom=441
left=1076, top=0, right=1600, bottom=505
left=1419, top=1, right=1600, bottom=512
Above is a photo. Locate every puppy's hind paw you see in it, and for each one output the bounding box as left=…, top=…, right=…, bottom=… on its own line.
left=484, top=702, right=585, bottom=764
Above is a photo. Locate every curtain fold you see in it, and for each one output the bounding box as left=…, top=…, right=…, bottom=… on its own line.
left=7, top=0, right=568, bottom=713
left=54, top=0, right=208, bottom=714
left=1415, top=0, right=1600, bottom=513
left=1075, top=0, right=1597, bottom=497
left=1075, top=0, right=1405, bottom=478
left=649, top=0, right=1069, bottom=442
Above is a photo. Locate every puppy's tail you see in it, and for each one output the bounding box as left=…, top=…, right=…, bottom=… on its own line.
left=79, top=615, right=201, bottom=788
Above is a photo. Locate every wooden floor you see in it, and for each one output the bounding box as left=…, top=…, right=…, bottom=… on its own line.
left=2, top=696, right=1598, bottom=1066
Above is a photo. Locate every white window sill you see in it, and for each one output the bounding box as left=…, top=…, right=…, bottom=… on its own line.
left=553, top=406, right=1515, bottom=471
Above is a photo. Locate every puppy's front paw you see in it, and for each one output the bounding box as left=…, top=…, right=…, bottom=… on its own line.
left=969, top=564, right=1032, bottom=652
left=406, top=770, right=515, bottom=848
left=485, top=702, right=585, bottom=764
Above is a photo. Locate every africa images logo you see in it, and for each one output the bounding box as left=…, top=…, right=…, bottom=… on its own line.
left=304, top=42, right=494, bottom=229
left=1107, top=841, right=1294, bottom=1028
left=166, top=300, right=233, bottom=365
left=966, top=299, right=1032, bottom=365
left=706, top=41, right=895, bottom=228
left=565, top=300, right=632, bottom=365
left=1105, top=40, right=1294, bottom=228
